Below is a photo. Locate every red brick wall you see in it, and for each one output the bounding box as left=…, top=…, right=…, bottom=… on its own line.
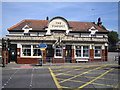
left=17, top=48, right=46, bottom=64
left=90, top=49, right=94, bottom=60
left=52, top=58, right=64, bottom=63
left=4, top=47, right=108, bottom=64
left=71, top=49, right=76, bottom=63
left=17, top=58, right=38, bottom=64
left=88, top=59, right=102, bottom=62
left=102, top=49, right=108, bottom=61
left=63, top=49, right=66, bottom=58
left=43, top=50, right=46, bottom=64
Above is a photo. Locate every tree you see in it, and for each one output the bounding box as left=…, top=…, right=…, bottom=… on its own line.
left=108, top=31, right=119, bottom=51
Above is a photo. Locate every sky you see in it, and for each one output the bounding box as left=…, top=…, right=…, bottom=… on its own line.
left=1, top=2, right=119, bottom=37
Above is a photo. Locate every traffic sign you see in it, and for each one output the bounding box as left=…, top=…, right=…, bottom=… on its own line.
left=38, top=44, right=47, bottom=50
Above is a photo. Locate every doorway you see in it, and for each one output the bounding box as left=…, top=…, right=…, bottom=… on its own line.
left=9, top=44, right=17, bottom=63
left=46, top=45, right=54, bottom=63
left=65, top=45, right=72, bottom=63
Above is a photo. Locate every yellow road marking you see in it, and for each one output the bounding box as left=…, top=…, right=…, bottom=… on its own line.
left=80, top=75, right=118, bottom=81
left=55, top=67, right=85, bottom=76
left=50, top=64, right=102, bottom=69
left=48, top=68, right=62, bottom=89
left=57, top=77, right=114, bottom=88
left=55, top=65, right=98, bottom=76
left=78, top=68, right=114, bottom=88
left=61, top=73, right=74, bottom=76
left=92, top=82, right=114, bottom=87
left=59, top=65, right=107, bottom=84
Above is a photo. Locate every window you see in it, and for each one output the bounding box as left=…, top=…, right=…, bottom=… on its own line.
left=95, top=46, right=101, bottom=57
left=22, top=45, right=31, bottom=56
left=33, top=45, right=41, bottom=56
left=24, top=33, right=30, bottom=36
left=55, top=46, right=62, bottom=57
left=21, top=45, right=42, bottom=57
left=75, top=46, right=89, bottom=58
left=75, top=46, right=81, bottom=57
left=83, top=46, right=89, bottom=57
left=91, top=34, right=96, bottom=37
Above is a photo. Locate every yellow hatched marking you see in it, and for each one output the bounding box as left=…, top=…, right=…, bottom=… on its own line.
left=78, top=68, right=114, bottom=88
left=61, top=86, right=72, bottom=89
left=57, top=78, right=85, bottom=83
left=59, top=65, right=107, bottom=84
left=89, top=72, right=118, bottom=76
left=50, top=64, right=101, bottom=69
left=92, top=82, right=114, bottom=88
left=80, top=75, right=118, bottom=81
left=48, top=68, right=62, bottom=89
left=55, top=66, right=91, bottom=76
left=61, top=73, right=74, bottom=76
left=57, top=77, right=114, bottom=88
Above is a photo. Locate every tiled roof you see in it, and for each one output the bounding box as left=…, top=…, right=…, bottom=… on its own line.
left=8, top=20, right=108, bottom=32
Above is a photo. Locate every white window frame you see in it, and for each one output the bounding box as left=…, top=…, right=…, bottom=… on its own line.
left=54, top=45, right=63, bottom=58
left=94, top=46, right=102, bottom=58
left=20, top=44, right=42, bottom=58
left=75, top=45, right=89, bottom=58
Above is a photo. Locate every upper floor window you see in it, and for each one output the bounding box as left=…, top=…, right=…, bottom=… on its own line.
left=24, top=33, right=30, bottom=36
left=91, top=34, right=96, bottom=37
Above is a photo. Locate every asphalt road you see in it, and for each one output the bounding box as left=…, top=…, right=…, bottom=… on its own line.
left=2, top=68, right=57, bottom=89
left=49, top=64, right=120, bottom=89
left=2, top=64, right=120, bottom=89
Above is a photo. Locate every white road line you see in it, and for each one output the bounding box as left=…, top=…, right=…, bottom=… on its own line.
left=2, top=69, right=19, bottom=88
left=29, top=68, right=34, bottom=88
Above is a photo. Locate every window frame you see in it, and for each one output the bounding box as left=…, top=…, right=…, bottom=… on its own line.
left=54, top=45, right=63, bottom=58
left=33, top=45, right=42, bottom=57
left=94, top=46, right=102, bottom=58
left=21, top=44, right=42, bottom=58
left=75, top=45, right=89, bottom=58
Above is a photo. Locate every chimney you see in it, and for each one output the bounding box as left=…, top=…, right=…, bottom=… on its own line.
left=93, top=22, right=95, bottom=24
left=46, top=16, right=49, bottom=20
left=97, top=17, right=102, bottom=27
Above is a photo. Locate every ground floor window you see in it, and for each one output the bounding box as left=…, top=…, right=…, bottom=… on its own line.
left=22, top=45, right=31, bottom=56
left=33, top=45, right=41, bottom=56
left=55, top=45, right=63, bottom=58
left=94, top=46, right=101, bottom=57
left=75, top=46, right=81, bottom=57
left=21, top=45, right=41, bottom=57
left=75, top=46, right=89, bottom=58
left=83, top=46, right=89, bottom=57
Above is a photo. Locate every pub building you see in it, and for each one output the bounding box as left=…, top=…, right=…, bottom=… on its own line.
left=3, top=16, right=108, bottom=64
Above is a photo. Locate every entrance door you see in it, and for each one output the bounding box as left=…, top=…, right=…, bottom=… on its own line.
left=46, top=45, right=54, bottom=63
left=9, top=44, right=17, bottom=63
left=65, top=45, right=72, bottom=63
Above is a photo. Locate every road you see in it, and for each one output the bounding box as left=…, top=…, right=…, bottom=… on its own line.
left=2, top=67, right=57, bottom=89
left=1, top=64, right=120, bottom=89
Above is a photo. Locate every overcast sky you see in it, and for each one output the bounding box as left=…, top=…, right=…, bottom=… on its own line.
left=1, top=2, right=118, bottom=36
